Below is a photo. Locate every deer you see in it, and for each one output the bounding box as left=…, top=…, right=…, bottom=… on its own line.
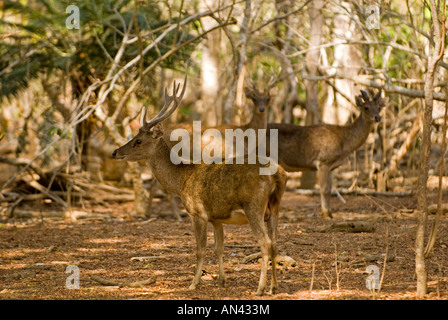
left=145, top=79, right=276, bottom=221
left=268, top=89, right=387, bottom=219
left=147, top=78, right=277, bottom=221
left=112, top=77, right=287, bottom=296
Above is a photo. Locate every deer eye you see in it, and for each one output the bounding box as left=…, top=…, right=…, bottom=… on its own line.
left=133, top=139, right=142, bottom=147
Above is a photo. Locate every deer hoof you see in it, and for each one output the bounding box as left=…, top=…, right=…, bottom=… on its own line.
left=321, top=210, right=333, bottom=219
left=255, top=288, right=265, bottom=296
left=218, top=277, right=226, bottom=287
left=188, top=282, right=200, bottom=290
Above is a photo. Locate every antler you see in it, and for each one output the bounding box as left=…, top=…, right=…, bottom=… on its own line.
left=360, top=89, right=370, bottom=101
left=373, top=89, right=382, bottom=100
left=245, top=71, right=256, bottom=90
left=141, top=75, right=187, bottom=129
left=266, top=66, right=279, bottom=91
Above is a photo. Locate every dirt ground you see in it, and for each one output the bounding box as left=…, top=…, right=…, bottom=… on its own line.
left=1, top=189, right=447, bottom=300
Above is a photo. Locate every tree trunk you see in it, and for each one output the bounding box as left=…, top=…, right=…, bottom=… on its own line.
left=301, top=0, right=324, bottom=189
left=415, top=0, right=445, bottom=298
left=274, top=0, right=297, bottom=124
left=221, top=0, right=251, bottom=125
left=199, top=0, right=220, bottom=126
left=322, top=1, right=362, bottom=125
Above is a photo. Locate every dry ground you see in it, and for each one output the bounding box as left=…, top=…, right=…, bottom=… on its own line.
left=1, top=190, right=447, bottom=300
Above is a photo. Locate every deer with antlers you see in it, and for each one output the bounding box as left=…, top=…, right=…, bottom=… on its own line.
left=144, top=75, right=277, bottom=221
left=112, top=77, right=287, bottom=296
left=268, top=89, right=387, bottom=219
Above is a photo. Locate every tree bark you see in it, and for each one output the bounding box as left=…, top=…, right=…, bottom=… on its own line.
left=415, top=0, right=446, bottom=298
left=221, top=0, right=252, bottom=125
left=199, top=0, right=220, bottom=126
left=301, top=0, right=324, bottom=189
left=322, top=1, right=362, bottom=125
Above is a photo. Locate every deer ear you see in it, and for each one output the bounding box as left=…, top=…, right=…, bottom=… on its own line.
left=244, top=86, right=254, bottom=98
left=378, top=97, right=388, bottom=108
left=355, top=95, right=364, bottom=108
left=152, top=123, right=164, bottom=139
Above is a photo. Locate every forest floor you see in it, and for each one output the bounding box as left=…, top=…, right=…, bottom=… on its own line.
left=1, top=189, right=447, bottom=300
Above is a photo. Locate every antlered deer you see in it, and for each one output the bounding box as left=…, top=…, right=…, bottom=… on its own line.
left=148, top=80, right=276, bottom=220
left=268, top=89, right=387, bottom=219
left=112, top=77, right=287, bottom=295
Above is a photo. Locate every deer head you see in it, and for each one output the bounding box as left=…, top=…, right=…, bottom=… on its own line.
left=355, top=89, right=387, bottom=123
left=112, top=76, right=187, bottom=161
left=243, top=70, right=278, bottom=113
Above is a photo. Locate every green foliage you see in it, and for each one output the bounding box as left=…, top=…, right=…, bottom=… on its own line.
left=0, top=0, right=198, bottom=100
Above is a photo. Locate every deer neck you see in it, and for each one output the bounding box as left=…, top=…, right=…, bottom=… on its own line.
left=245, top=110, right=267, bottom=130
left=343, top=112, right=374, bottom=152
left=146, top=139, right=191, bottom=196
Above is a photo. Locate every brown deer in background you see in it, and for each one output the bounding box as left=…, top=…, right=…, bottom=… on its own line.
left=112, top=77, right=287, bottom=296
left=268, top=89, right=387, bottom=219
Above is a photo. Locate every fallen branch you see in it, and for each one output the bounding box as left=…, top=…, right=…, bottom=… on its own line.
left=90, top=275, right=156, bottom=288
left=130, top=256, right=169, bottom=262
left=308, top=220, right=376, bottom=233
left=242, top=253, right=296, bottom=267
left=294, top=188, right=412, bottom=197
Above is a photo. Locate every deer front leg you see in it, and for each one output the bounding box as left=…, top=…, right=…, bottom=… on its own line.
left=167, top=193, right=183, bottom=222
left=212, top=222, right=226, bottom=287
left=317, top=163, right=332, bottom=219
left=189, top=215, right=208, bottom=290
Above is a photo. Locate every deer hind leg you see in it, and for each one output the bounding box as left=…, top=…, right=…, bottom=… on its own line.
left=246, top=204, right=273, bottom=296
left=189, top=214, right=208, bottom=290
left=317, top=163, right=333, bottom=219
left=212, top=222, right=226, bottom=287
left=266, top=207, right=279, bottom=294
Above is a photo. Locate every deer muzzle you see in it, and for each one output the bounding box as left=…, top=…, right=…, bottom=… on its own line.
left=112, top=149, right=125, bottom=160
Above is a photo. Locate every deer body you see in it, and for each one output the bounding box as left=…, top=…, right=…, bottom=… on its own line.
left=268, top=89, right=386, bottom=219
left=113, top=78, right=287, bottom=295
left=150, top=85, right=273, bottom=220
left=269, top=111, right=374, bottom=171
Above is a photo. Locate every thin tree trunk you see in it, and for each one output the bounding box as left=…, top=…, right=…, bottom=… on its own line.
left=222, top=0, right=252, bottom=124
left=415, top=0, right=446, bottom=298
left=301, top=0, right=324, bottom=189
left=322, top=1, right=362, bottom=125
left=199, top=0, right=220, bottom=126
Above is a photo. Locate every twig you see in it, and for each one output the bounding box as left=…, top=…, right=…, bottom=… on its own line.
left=90, top=275, right=156, bottom=288
left=377, top=224, right=390, bottom=295
left=309, top=259, right=316, bottom=292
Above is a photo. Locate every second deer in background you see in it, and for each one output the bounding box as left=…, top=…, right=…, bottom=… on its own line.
left=268, top=89, right=387, bottom=219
